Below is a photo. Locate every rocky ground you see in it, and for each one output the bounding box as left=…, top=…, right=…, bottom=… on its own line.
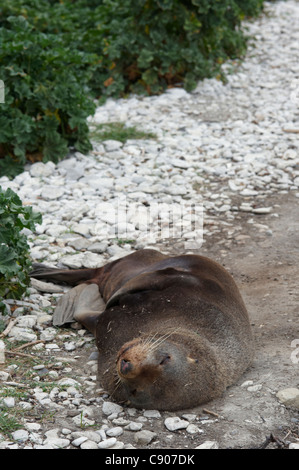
left=0, top=0, right=299, bottom=450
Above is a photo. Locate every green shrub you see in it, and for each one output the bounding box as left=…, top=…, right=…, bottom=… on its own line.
left=0, top=6, right=97, bottom=178
left=0, top=186, right=42, bottom=313
left=90, top=0, right=264, bottom=96
left=0, top=0, right=264, bottom=178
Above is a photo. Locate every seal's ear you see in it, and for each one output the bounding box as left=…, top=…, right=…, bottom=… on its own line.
left=106, top=267, right=198, bottom=308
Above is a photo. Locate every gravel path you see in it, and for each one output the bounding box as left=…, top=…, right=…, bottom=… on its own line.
left=0, top=1, right=299, bottom=449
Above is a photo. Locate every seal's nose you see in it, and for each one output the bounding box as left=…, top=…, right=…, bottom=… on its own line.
left=120, top=358, right=133, bottom=375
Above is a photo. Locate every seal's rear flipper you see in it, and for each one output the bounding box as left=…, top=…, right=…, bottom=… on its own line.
left=53, top=284, right=106, bottom=335
left=30, top=263, right=98, bottom=286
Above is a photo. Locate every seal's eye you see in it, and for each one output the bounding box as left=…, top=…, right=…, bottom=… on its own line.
left=160, top=355, right=171, bottom=366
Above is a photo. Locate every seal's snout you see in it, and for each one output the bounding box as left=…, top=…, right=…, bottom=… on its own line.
left=120, top=358, right=133, bottom=375
left=117, top=341, right=148, bottom=380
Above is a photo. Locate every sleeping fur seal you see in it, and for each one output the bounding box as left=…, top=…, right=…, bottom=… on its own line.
left=30, top=249, right=254, bottom=411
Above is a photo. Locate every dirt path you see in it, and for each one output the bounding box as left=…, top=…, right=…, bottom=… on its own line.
left=187, top=191, right=299, bottom=448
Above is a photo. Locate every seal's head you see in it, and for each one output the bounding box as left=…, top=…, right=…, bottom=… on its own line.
left=113, top=330, right=223, bottom=410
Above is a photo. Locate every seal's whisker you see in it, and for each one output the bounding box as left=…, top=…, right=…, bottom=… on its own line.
left=146, top=327, right=182, bottom=354
left=141, top=331, right=159, bottom=349
left=110, top=376, right=122, bottom=398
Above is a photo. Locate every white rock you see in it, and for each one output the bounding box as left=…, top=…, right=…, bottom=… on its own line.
left=106, top=427, right=123, bottom=438
left=0, top=371, right=9, bottom=381
left=164, top=417, right=189, bottom=432
left=98, top=438, right=117, bottom=449
left=186, top=424, right=203, bottom=434
left=25, top=423, right=42, bottom=432
left=103, top=140, right=123, bottom=151
left=289, top=443, right=299, bottom=449
left=196, top=440, right=219, bottom=449
left=276, top=388, right=299, bottom=409
left=2, top=397, right=15, bottom=408
left=143, top=410, right=161, bottom=419
left=12, top=430, right=29, bottom=442
left=30, top=161, right=55, bottom=177
left=124, top=422, right=143, bottom=432
left=57, top=378, right=81, bottom=387
left=41, top=186, right=65, bottom=200
left=72, top=436, right=88, bottom=447
left=8, top=327, right=37, bottom=342
left=15, top=315, right=37, bottom=329
left=134, top=430, right=157, bottom=445
left=0, top=341, right=6, bottom=364
left=252, top=207, right=272, bottom=214
left=81, top=440, right=99, bottom=449
left=102, top=401, right=123, bottom=416
left=43, top=429, right=70, bottom=448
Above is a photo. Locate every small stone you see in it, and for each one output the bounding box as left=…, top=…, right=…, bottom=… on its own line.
left=106, top=427, right=123, bottom=438
left=40, top=328, right=57, bottom=342
left=8, top=327, right=37, bottom=342
left=72, top=436, right=88, bottom=447
left=110, top=441, right=125, bottom=449
left=182, top=413, right=197, bottom=421
left=247, top=384, right=262, bottom=392
left=276, top=388, right=299, bottom=409
left=289, top=443, right=299, bottom=449
left=2, top=397, right=15, bottom=408
left=25, top=423, right=42, bottom=432
left=241, top=380, right=254, bottom=388
left=252, top=207, right=272, bottom=214
left=143, top=410, right=161, bottom=419
left=57, top=378, right=80, bottom=387
left=43, top=429, right=70, bottom=449
left=30, top=278, right=65, bottom=293
left=81, top=440, right=99, bottom=449
left=30, top=161, right=55, bottom=178
left=41, top=186, right=65, bottom=200
left=64, top=341, right=76, bottom=351
left=186, top=424, right=203, bottom=434
left=0, top=340, right=6, bottom=364
left=196, top=440, right=219, bottom=449
left=124, top=422, right=143, bottom=432
left=103, top=140, right=123, bottom=151
left=102, top=401, right=123, bottom=416
left=164, top=417, right=189, bottom=431
left=134, top=430, right=157, bottom=445
left=19, top=402, right=33, bottom=410
left=0, top=371, right=9, bottom=381
left=98, top=438, right=117, bottom=449
left=12, top=430, right=29, bottom=442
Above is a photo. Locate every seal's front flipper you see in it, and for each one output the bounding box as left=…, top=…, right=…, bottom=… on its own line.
left=53, top=284, right=106, bottom=335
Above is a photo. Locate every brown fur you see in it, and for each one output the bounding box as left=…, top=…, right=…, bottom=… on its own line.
left=31, top=249, right=254, bottom=411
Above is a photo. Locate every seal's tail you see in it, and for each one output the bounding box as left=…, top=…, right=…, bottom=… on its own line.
left=30, top=263, right=98, bottom=286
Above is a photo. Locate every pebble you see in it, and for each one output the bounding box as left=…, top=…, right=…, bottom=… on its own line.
left=164, top=417, right=189, bottom=431
left=124, top=422, right=143, bottom=432
left=1, top=0, right=299, bottom=450
left=134, top=430, right=157, bottom=445
left=289, top=443, right=299, bottom=449
left=11, top=430, right=29, bottom=442
left=196, top=440, right=219, bottom=449
left=143, top=410, right=161, bottom=419
left=276, top=388, right=299, bottom=410
left=81, top=440, right=100, bottom=449
left=102, top=401, right=123, bottom=416
left=98, top=438, right=117, bottom=449
left=106, top=426, right=123, bottom=437
left=43, top=429, right=70, bottom=449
